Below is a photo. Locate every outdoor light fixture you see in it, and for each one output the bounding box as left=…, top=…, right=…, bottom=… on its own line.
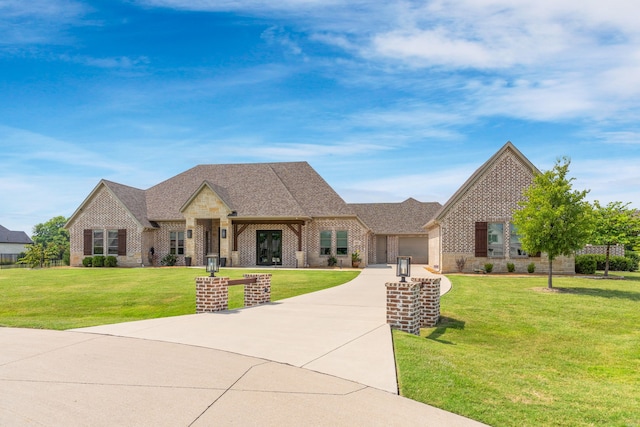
left=206, top=254, right=219, bottom=277
left=187, top=229, right=193, bottom=239
left=221, top=228, right=227, bottom=239
left=396, top=256, right=411, bottom=282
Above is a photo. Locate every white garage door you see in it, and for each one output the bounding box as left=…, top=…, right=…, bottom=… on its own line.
left=398, top=237, right=429, bottom=264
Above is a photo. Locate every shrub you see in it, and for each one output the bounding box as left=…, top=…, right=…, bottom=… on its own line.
left=82, top=257, right=93, bottom=267
left=484, top=263, right=493, bottom=273
left=507, top=262, right=515, bottom=273
left=527, top=262, right=536, bottom=274
left=626, top=251, right=639, bottom=271
left=575, top=255, right=597, bottom=274
left=327, top=256, right=337, bottom=267
left=161, top=253, right=177, bottom=266
left=104, top=256, right=118, bottom=267
left=92, top=255, right=105, bottom=267
left=455, top=257, right=467, bottom=272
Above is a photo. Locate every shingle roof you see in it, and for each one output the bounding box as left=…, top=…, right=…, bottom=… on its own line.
left=143, top=161, right=354, bottom=221
left=350, top=198, right=442, bottom=234
left=102, top=180, right=156, bottom=228
left=0, top=225, right=33, bottom=244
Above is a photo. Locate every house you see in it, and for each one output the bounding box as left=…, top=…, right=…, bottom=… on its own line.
left=66, top=142, right=572, bottom=273
left=0, top=225, right=33, bottom=259
left=424, top=142, right=574, bottom=274
left=68, top=162, right=377, bottom=268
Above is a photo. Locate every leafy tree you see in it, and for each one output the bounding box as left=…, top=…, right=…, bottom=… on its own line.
left=31, top=216, right=69, bottom=262
left=591, top=201, right=640, bottom=276
left=18, top=244, right=45, bottom=268
left=513, top=157, right=593, bottom=288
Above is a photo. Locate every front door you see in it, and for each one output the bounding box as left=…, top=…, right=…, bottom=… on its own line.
left=257, top=230, right=282, bottom=266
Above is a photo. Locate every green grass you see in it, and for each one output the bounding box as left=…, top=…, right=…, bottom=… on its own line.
left=394, top=272, right=640, bottom=427
left=0, top=267, right=359, bottom=330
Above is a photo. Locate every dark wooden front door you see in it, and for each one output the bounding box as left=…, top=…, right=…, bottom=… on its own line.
left=257, top=230, right=282, bottom=265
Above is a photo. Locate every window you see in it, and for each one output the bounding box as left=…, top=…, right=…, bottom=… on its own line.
left=487, top=223, right=504, bottom=257
left=93, top=230, right=104, bottom=255
left=170, top=231, right=185, bottom=255
left=84, top=229, right=126, bottom=256
left=107, top=230, right=119, bottom=255
left=509, top=224, right=527, bottom=257
left=320, top=231, right=332, bottom=255
left=336, top=230, right=348, bottom=255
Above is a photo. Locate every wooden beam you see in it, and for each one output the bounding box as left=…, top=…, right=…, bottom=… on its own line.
left=286, top=223, right=303, bottom=251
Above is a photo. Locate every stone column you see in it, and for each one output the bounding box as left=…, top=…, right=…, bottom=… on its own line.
left=244, top=273, right=272, bottom=307
left=385, top=281, right=421, bottom=335
left=219, top=218, right=230, bottom=263
left=185, top=215, right=197, bottom=265
left=196, top=276, right=229, bottom=313
left=295, top=251, right=305, bottom=268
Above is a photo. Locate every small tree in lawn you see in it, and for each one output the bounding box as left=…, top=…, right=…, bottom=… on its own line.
left=512, top=157, right=592, bottom=289
left=591, top=201, right=640, bottom=276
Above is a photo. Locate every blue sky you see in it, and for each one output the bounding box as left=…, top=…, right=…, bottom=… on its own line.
left=1, top=0, right=639, bottom=235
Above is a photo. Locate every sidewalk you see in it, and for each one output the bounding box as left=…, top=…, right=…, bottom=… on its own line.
left=0, top=266, right=486, bottom=426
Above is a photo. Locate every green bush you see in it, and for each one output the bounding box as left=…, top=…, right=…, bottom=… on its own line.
left=626, top=251, right=639, bottom=271
left=161, top=253, right=177, bottom=266
left=327, top=256, right=337, bottom=267
left=92, top=255, right=105, bottom=267
left=506, top=262, right=515, bottom=273
left=104, top=256, right=118, bottom=267
left=82, top=257, right=93, bottom=267
left=575, top=255, right=597, bottom=274
left=527, top=262, right=536, bottom=273
left=484, top=263, right=493, bottom=273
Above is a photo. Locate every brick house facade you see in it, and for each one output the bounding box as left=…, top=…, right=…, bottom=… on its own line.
left=425, top=142, right=574, bottom=274
left=66, top=143, right=573, bottom=272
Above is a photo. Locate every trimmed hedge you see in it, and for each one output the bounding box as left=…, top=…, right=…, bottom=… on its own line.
left=105, top=256, right=118, bottom=267
left=92, top=255, right=105, bottom=267
left=82, top=257, right=92, bottom=267
left=575, top=254, right=639, bottom=273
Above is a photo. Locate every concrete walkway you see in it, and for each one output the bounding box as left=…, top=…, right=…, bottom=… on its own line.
left=0, top=266, right=486, bottom=426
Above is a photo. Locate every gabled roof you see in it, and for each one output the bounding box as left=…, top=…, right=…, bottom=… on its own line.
left=0, top=225, right=33, bottom=244
left=146, top=162, right=354, bottom=220
left=66, top=180, right=156, bottom=229
left=425, top=141, right=539, bottom=229
left=350, top=198, right=442, bottom=234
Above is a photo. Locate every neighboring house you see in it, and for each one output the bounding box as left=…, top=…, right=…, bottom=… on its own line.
left=424, top=142, right=574, bottom=274
left=0, top=225, right=33, bottom=256
left=66, top=142, right=573, bottom=273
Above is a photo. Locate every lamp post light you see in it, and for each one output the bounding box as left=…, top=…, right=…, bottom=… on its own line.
left=206, top=253, right=219, bottom=277
left=396, top=256, right=411, bottom=282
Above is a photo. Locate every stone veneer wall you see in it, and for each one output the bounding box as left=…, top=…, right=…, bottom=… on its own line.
left=431, top=148, right=575, bottom=274
left=306, top=218, right=368, bottom=267
left=68, top=186, right=143, bottom=267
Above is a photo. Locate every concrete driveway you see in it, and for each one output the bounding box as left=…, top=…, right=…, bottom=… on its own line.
left=0, top=266, right=486, bottom=426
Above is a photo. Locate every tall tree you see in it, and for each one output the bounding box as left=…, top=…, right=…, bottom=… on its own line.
left=513, top=157, right=593, bottom=288
left=31, top=216, right=69, bottom=261
left=591, top=201, right=640, bottom=276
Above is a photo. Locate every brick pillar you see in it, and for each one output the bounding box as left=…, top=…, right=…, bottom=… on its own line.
left=243, top=273, right=272, bottom=307
left=385, top=281, right=421, bottom=335
left=196, top=276, right=229, bottom=313
left=412, top=277, right=441, bottom=327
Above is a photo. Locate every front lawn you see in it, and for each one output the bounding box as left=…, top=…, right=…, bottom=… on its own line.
left=394, top=272, right=640, bottom=427
left=0, top=267, right=359, bottom=330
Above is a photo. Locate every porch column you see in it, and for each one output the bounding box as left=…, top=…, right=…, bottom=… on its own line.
left=185, top=215, right=196, bottom=265
left=220, top=218, right=231, bottom=264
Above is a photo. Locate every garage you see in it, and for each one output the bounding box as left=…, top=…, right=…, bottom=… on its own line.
left=398, top=236, right=429, bottom=264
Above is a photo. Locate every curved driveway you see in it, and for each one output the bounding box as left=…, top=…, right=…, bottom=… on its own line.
left=0, top=266, right=486, bottom=426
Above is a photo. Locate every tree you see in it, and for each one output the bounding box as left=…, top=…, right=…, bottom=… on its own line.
left=591, top=201, right=640, bottom=276
left=31, top=216, right=69, bottom=262
left=512, top=157, right=593, bottom=288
